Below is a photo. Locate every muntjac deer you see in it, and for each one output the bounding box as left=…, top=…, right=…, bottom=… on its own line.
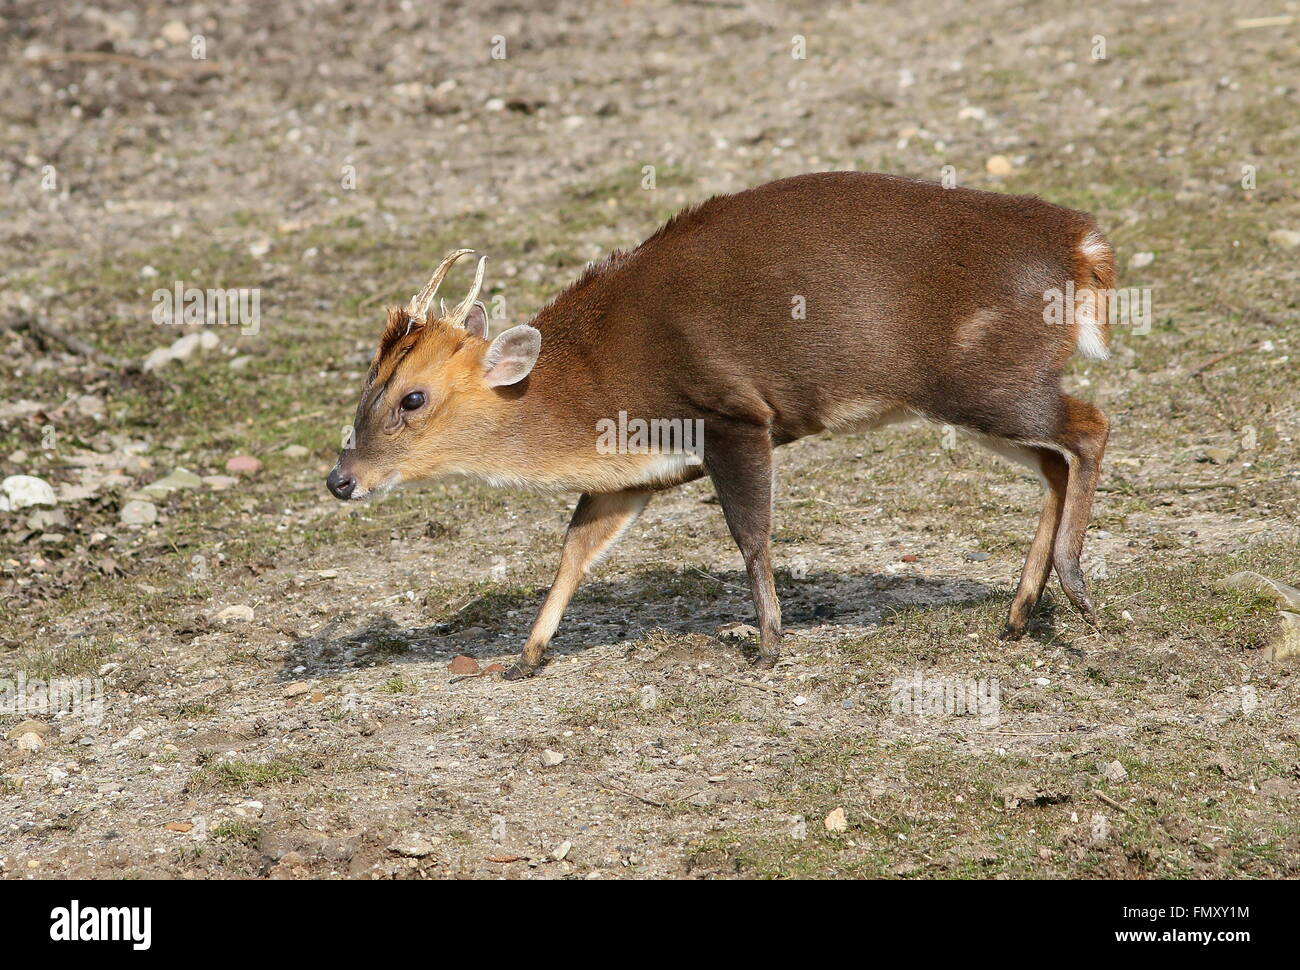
left=328, top=172, right=1112, bottom=680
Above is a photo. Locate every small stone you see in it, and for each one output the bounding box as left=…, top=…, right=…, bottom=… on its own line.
left=550, top=840, right=573, bottom=861
left=1223, top=571, right=1300, bottom=610
left=1267, top=229, right=1300, bottom=249
left=25, top=508, right=65, bottom=531
left=164, top=821, right=194, bottom=833
left=145, top=467, right=203, bottom=494
left=215, top=604, right=255, bottom=623
left=281, top=682, right=311, bottom=697
left=1, top=475, right=57, bottom=511
left=1130, top=251, right=1155, bottom=268
left=964, top=551, right=990, bottom=561
left=119, top=500, right=158, bottom=526
left=282, top=444, right=310, bottom=458
left=540, top=749, right=565, bottom=767
left=792, top=695, right=808, bottom=706
left=14, top=733, right=44, bottom=753
left=6, top=720, right=51, bottom=740
left=717, top=623, right=759, bottom=642
left=1265, top=612, right=1300, bottom=661
left=225, top=455, right=262, bottom=475
left=448, top=655, right=480, bottom=675
left=985, top=154, right=1014, bottom=175
left=824, top=807, right=849, bottom=832
left=98, top=781, right=124, bottom=794
left=160, top=20, right=190, bottom=44
left=201, top=475, right=240, bottom=490
left=1099, top=760, right=1128, bottom=783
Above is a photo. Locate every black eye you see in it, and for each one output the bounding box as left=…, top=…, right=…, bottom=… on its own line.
left=400, top=391, right=425, bottom=411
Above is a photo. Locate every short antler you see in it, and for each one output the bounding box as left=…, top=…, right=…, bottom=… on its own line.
left=407, top=248, right=475, bottom=319
left=446, top=256, right=487, bottom=328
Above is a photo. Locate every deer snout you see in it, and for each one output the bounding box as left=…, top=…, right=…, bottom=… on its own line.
left=326, top=464, right=357, bottom=500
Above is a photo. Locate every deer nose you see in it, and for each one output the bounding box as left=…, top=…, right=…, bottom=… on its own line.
left=326, top=466, right=356, bottom=500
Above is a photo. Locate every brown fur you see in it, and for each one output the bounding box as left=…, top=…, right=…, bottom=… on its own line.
left=332, top=172, right=1114, bottom=675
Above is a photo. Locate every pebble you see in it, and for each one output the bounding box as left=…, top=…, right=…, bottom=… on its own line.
left=119, top=500, right=158, bottom=526
left=215, top=604, right=255, bottom=623
left=1267, top=229, right=1300, bottom=249
left=1223, top=571, right=1300, bottom=610
left=824, top=807, right=848, bottom=832
left=225, top=455, right=262, bottom=474
left=448, top=655, right=480, bottom=675
left=1266, top=612, right=1300, bottom=661
left=14, top=733, right=44, bottom=753
left=550, top=840, right=573, bottom=861
left=160, top=20, right=190, bottom=44
left=1130, top=251, right=1155, bottom=268
left=283, top=445, right=310, bottom=458
left=1, top=475, right=57, bottom=512
left=144, top=467, right=204, bottom=495
left=540, top=749, right=565, bottom=767
left=717, top=623, right=759, bottom=642
left=1099, top=760, right=1128, bottom=783
left=142, top=332, right=218, bottom=372
left=282, top=682, right=312, bottom=697
left=6, top=720, right=51, bottom=740
left=985, top=154, right=1014, bottom=175
left=202, top=475, right=240, bottom=490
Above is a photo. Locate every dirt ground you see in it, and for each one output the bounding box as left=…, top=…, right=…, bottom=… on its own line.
left=1, top=1, right=1298, bottom=879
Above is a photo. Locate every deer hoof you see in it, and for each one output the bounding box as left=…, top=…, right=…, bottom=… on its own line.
left=502, top=661, right=538, bottom=682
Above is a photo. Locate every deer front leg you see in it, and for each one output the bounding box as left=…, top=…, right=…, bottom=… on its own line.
left=704, top=423, right=782, bottom=667
left=502, top=489, right=652, bottom=681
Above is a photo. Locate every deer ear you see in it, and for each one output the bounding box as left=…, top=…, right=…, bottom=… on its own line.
left=463, top=301, right=489, bottom=340
left=483, top=325, right=541, bottom=387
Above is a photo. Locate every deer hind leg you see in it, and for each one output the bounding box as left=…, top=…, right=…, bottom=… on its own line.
left=503, top=489, right=652, bottom=681
left=992, top=445, right=1070, bottom=640
left=1049, top=395, right=1109, bottom=625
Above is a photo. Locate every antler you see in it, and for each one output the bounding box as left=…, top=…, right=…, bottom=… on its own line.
left=407, top=248, right=475, bottom=319
left=446, top=255, right=487, bottom=328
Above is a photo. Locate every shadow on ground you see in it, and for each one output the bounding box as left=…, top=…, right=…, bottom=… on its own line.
left=277, top=568, right=1014, bottom=680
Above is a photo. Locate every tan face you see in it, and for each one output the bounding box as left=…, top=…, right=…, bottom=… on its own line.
left=326, top=305, right=543, bottom=501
